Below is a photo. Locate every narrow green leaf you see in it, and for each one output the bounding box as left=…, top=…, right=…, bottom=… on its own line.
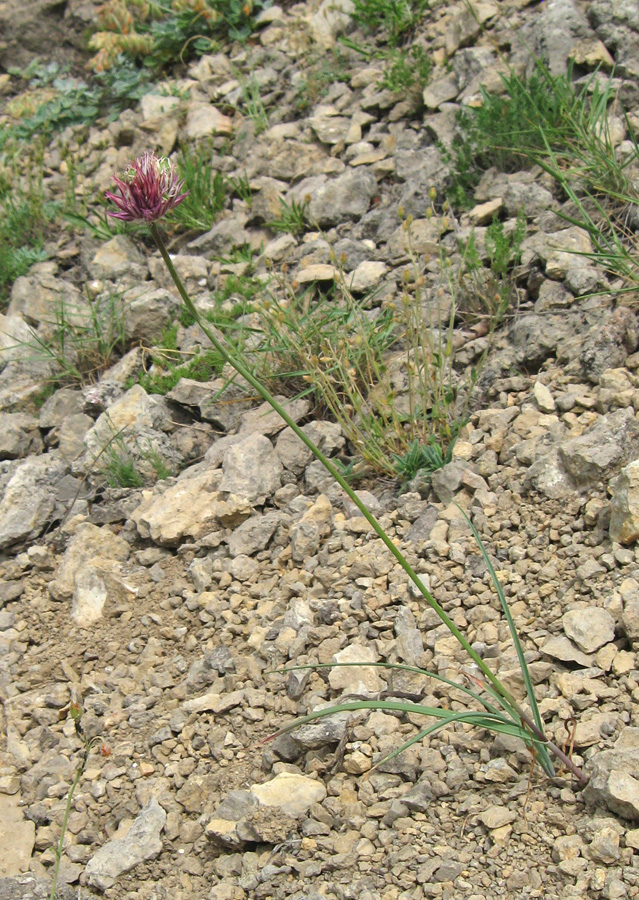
left=456, top=507, right=546, bottom=742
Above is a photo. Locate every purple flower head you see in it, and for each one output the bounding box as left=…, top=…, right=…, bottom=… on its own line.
left=105, top=151, right=189, bottom=222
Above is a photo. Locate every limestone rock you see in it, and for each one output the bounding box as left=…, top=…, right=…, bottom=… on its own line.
left=239, top=397, right=310, bottom=436
left=308, top=0, right=354, bottom=46
left=48, top=523, right=132, bottom=626
left=479, top=806, right=517, bottom=830
left=0, top=877, right=75, bottom=900
left=0, top=413, right=42, bottom=459
left=219, top=433, right=282, bottom=503
left=0, top=794, right=35, bottom=876
left=121, top=284, right=180, bottom=344
left=227, top=511, right=281, bottom=557
left=560, top=409, right=639, bottom=488
left=85, top=798, right=166, bottom=891
left=347, top=260, right=388, bottom=294
left=0, top=454, right=69, bottom=550
left=585, top=729, right=639, bottom=819
left=328, top=643, right=384, bottom=697
left=250, top=772, right=326, bottom=817
left=540, top=635, right=594, bottom=667
left=0, top=313, right=35, bottom=371
left=131, top=468, right=253, bottom=545
left=620, top=578, right=639, bottom=642
left=533, top=381, right=556, bottom=413
left=90, top=236, right=145, bottom=280
left=610, top=460, right=639, bottom=544
left=8, top=265, right=85, bottom=332
left=184, top=103, right=233, bottom=139
left=562, top=608, right=615, bottom=653
left=309, top=169, right=377, bottom=227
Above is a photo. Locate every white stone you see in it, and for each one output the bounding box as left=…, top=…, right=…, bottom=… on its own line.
left=562, top=607, right=615, bottom=653
left=250, top=773, right=326, bottom=817
left=533, top=381, right=556, bottom=413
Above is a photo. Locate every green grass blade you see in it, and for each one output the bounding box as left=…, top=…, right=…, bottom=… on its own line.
left=373, top=709, right=545, bottom=769
left=281, top=661, right=517, bottom=720
left=456, top=506, right=546, bottom=740
left=264, top=699, right=549, bottom=746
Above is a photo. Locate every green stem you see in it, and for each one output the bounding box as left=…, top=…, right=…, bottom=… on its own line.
left=50, top=738, right=94, bottom=900
left=150, top=225, right=511, bottom=701
left=151, top=224, right=587, bottom=783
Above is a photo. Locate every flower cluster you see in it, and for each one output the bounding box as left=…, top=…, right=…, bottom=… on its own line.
left=105, top=151, right=189, bottom=222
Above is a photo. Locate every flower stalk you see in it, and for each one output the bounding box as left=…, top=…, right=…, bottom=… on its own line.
left=105, top=153, right=586, bottom=786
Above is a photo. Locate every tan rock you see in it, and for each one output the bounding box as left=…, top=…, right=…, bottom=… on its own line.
left=0, top=793, right=35, bottom=876
left=610, top=461, right=639, bottom=544
left=467, top=197, right=503, bottom=225
left=250, top=773, right=326, bottom=817
left=569, top=39, right=614, bottom=71
left=296, top=264, right=337, bottom=284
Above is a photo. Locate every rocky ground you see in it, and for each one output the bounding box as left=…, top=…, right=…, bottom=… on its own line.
left=2, top=0, right=639, bottom=898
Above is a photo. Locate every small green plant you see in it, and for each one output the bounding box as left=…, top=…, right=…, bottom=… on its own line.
left=89, top=0, right=272, bottom=71
left=227, top=172, right=253, bottom=207
left=165, top=143, right=227, bottom=233
left=247, top=283, right=397, bottom=417
left=379, top=45, right=432, bottom=93
left=178, top=307, right=197, bottom=328
left=143, top=441, right=173, bottom=480
left=105, top=446, right=145, bottom=488
left=350, top=0, right=429, bottom=45
left=237, top=73, right=269, bottom=134
left=211, top=272, right=262, bottom=309
left=23, top=290, right=127, bottom=385
left=0, top=151, right=54, bottom=306
left=392, top=437, right=451, bottom=484
left=446, top=63, right=634, bottom=210
left=266, top=197, right=310, bottom=235
left=134, top=347, right=225, bottom=395
left=218, top=244, right=258, bottom=267
left=294, top=50, right=351, bottom=112
left=446, top=59, right=639, bottom=295
left=7, top=57, right=152, bottom=140
left=457, top=211, right=526, bottom=326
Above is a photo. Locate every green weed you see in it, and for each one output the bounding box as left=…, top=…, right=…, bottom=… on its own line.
left=266, top=197, right=309, bottom=236
left=447, top=60, right=639, bottom=296
left=350, top=0, right=429, bottom=45
left=457, top=212, right=526, bottom=326
left=236, top=73, right=270, bottom=134
left=210, top=273, right=261, bottom=310
left=135, top=348, right=225, bottom=395
left=379, top=45, right=432, bottom=93
left=392, top=437, right=451, bottom=484
left=0, top=154, right=55, bottom=307
left=227, top=172, right=253, bottom=207
left=143, top=442, right=173, bottom=480
left=105, top=450, right=145, bottom=488
left=294, top=50, right=351, bottom=112
left=447, top=64, right=635, bottom=209
left=21, top=290, right=127, bottom=385
left=89, top=0, right=272, bottom=71
left=165, top=144, right=227, bottom=233
left=7, top=57, right=152, bottom=140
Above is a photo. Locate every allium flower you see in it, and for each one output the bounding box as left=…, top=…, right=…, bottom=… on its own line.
left=105, top=151, right=189, bottom=222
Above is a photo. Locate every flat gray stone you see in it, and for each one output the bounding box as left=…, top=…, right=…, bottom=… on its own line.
left=562, top=608, right=616, bottom=653
left=85, top=798, right=166, bottom=891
